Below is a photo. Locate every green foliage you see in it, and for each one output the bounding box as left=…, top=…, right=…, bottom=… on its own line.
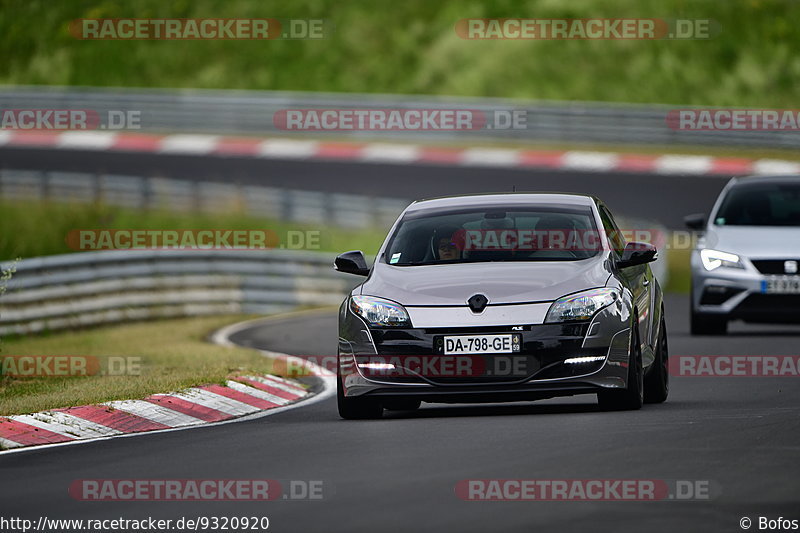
left=0, top=199, right=388, bottom=260
left=0, top=0, right=797, bottom=105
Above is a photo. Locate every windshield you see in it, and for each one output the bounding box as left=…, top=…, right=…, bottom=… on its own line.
left=714, top=182, right=800, bottom=226
left=384, top=205, right=601, bottom=266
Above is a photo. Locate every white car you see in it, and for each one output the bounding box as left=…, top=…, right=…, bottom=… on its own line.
left=685, top=175, right=800, bottom=334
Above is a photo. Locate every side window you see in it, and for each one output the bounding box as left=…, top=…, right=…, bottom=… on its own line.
left=598, top=205, right=626, bottom=256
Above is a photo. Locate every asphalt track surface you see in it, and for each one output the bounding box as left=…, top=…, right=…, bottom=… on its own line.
left=0, top=147, right=797, bottom=532
left=0, top=147, right=733, bottom=228
left=1, top=294, right=799, bottom=533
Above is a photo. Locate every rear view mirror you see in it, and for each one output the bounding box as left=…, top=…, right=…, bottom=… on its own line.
left=334, top=250, right=370, bottom=276
left=617, top=242, right=657, bottom=269
left=684, top=213, right=706, bottom=230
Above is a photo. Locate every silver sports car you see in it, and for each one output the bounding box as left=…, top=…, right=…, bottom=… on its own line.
left=334, top=193, right=667, bottom=419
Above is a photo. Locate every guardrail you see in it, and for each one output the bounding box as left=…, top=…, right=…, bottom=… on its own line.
left=0, top=169, right=410, bottom=229
left=0, top=86, right=796, bottom=149
left=0, top=249, right=357, bottom=336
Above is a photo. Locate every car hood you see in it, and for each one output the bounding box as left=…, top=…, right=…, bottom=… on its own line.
left=702, top=226, right=800, bottom=259
left=360, top=257, right=611, bottom=306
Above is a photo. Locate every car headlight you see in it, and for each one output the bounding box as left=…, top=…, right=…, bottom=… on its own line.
left=350, top=295, right=411, bottom=327
left=545, top=288, right=618, bottom=323
left=700, top=249, right=744, bottom=271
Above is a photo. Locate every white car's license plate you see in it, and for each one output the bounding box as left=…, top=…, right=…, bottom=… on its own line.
left=762, top=277, right=800, bottom=294
left=443, top=334, right=519, bottom=355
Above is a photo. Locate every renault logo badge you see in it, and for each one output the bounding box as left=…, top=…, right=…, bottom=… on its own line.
left=467, top=294, right=489, bottom=313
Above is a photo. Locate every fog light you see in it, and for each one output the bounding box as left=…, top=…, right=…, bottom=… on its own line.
left=700, top=285, right=744, bottom=305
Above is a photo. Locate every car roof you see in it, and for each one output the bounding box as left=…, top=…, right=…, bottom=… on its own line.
left=405, top=192, right=597, bottom=213
left=730, top=174, right=800, bottom=186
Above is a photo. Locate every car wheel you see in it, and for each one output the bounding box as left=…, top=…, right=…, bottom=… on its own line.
left=383, top=399, right=422, bottom=411
left=598, top=321, right=643, bottom=411
left=337, top=372, right=383, bottom=420
left=690, top=310, right=727, bottom=335
left=644, top=314, right=669, bottom=404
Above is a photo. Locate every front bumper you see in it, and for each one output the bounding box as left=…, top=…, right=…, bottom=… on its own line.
left=691, top=253, right=800, bottom=323
left=338, top=304, right=633, bottom=401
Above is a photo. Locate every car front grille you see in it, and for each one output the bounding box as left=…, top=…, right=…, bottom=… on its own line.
left=751, top=259, right=800, bottom=275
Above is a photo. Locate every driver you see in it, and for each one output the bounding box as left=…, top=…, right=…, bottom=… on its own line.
left=431, top=225, right=462, bottom=261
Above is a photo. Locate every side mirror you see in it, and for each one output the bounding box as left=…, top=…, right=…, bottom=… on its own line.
left=617, top=242, right=657, bottom=269
left=684, top=213, right=706, bottom=230
left=334, top=250, right=370, bottom=276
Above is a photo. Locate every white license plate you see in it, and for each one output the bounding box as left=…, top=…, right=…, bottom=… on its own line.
left=763, top=277, right=800, bottom=294
left=443, top=334, right=518, bottom=355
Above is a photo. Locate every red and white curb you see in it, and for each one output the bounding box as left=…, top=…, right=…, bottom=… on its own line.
left=0, top=311, right=336, bottom=454
left=1, top=130, right=798, bottom=176
left=0, top=374, right=309, bottom=451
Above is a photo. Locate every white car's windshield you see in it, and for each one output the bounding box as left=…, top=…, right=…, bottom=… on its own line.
left=715, top=182, right=800, bottom=226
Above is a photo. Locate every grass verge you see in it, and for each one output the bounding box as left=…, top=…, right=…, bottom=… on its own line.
left=0, top=314, right=284, bottom=416
left=666, top=246, right=691, bottom=294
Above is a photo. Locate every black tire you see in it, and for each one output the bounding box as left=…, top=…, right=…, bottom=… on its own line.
left=644, top=314, right=669, bottom=404
left=383, top=399, right=422, bottom=411
left=598, top=321, right=643, bottom=411
left=337, top=373, right=383, bottom=420
left=690, top=310, right=727, bottom=335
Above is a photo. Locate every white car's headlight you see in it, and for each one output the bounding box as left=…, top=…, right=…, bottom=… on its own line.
left=350, top=295, right=411, bottom=327
left=545, top=288, right=618, bottom=323
left=700, top=249, right=744, bottom=271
